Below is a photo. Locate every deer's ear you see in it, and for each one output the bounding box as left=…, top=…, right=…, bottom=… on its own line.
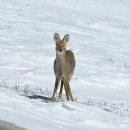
left=53, top=33, right=60, bottom=42
left=63, top=34, right=70, bottom=43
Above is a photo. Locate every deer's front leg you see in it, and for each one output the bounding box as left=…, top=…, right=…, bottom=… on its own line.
left=52, top=77, right=60, bottom=100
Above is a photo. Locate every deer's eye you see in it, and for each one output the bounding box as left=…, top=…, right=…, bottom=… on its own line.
left=62, top=44, right=65, bottom=47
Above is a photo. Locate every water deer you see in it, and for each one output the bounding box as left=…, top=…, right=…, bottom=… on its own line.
left=52, top=33, right=76, bottom=101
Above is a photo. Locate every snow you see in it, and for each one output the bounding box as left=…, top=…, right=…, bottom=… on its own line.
left=0, top=0, right=130, bottom=130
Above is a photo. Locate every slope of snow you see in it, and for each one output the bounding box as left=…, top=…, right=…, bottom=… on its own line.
left=0, top=89, right=130, bottom=130
left=0, top=0, right=130, bottom=130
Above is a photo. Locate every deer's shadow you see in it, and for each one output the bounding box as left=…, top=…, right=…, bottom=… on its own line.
left=27, top=95, right=51, bottom=100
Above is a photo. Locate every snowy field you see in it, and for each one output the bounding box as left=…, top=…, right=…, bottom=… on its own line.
left=0, top=0, right=130, bottom=130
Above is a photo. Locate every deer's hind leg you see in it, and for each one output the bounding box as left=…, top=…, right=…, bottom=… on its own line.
left=59, top=80, right=69, bottom=100
left=59, top=80, right=63, bottom=98
left=63, top=80, right=70, bottom=101
left=66, top=81, right=74, bottom=101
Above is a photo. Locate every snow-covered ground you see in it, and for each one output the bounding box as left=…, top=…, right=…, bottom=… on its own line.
left=0, top=0, right=130, bottom=129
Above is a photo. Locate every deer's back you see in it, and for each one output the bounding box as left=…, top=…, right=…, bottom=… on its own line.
left=66, top=50, right=75, bottom=70
left=66, top=50, right=76, bottom=80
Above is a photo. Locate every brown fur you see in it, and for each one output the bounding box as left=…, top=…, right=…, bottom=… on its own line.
left=52, top=33, right=76, bottom=101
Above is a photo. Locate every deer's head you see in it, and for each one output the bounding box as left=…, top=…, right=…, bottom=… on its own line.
left=53, top=33, right=70, bottom=56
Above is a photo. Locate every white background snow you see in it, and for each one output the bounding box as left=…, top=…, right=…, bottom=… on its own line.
left=0, top=0, right=130, bottom=129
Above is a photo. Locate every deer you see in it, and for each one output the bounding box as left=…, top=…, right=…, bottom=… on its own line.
left=52, top=33, right=76, bottom=101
